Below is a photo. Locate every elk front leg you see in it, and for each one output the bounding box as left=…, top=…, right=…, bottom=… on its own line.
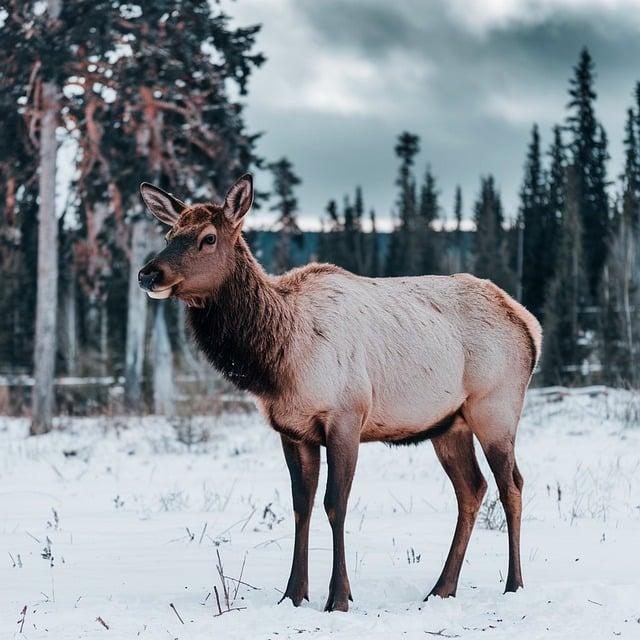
left=323, top=415, right=360, bottom=612
left=279, top=435, right=320, bottom=606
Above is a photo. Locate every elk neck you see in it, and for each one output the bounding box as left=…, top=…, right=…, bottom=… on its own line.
left=186, top=236, right=295, bottom=396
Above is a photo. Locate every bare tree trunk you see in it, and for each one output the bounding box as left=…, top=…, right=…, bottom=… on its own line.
left=175, top=302, right=204, bottom=376
left=60, top=261, right=77, bottom=376
left=124, top=217, right=149, bottom=409
left=153, top=302, right=175, bottom=416
left=100, top=302, right=108, bottom=377
left=31, top=0, right=62, bottom=435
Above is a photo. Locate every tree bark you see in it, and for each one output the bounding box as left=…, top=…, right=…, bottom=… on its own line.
left=31, top=0, right=62, bottom=435
left=153, top=302, right=175, bottom=416
left=124, top=217, right=149, bottom=409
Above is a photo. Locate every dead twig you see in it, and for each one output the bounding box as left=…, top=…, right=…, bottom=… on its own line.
left=214, top=585, right=223, bottom=616
left=96, top=616, right=109, bottom=630
left=169, top=602, right=185, bottom=624
left=18, top=605, right=27, bottom=633
left=232, top=552, right=247, bottom=600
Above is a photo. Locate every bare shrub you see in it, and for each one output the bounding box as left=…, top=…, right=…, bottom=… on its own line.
left=479, top=492, right=506, bottom=531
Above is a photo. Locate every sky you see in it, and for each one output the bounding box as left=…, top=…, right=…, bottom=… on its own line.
left=220, top=0, right=640, bottom=230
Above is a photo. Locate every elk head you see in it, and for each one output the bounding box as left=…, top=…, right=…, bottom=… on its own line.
left=137, top=174, right=254, bottom=305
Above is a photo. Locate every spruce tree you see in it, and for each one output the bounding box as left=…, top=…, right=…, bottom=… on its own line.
left=453, top=185, right=465, bottom=271
left=419, top=165, right=441, bottom=274
left=544, top=125, right=566, bottom=292
left=386, top=132, right=421, bottom=276
left=541, top=166, right=587, bottom=384
left=368, top=209, right=380, bottom=277
left=269, top=157, right=302, bottom=273
left=519, top=124, right=547, bottom=318
left=566, top=48, right=610, bottom=297
left=473, top=176, right=515, bottom=292
left=1, top=1, right=265, bottom=414
left=319, top=188, right=369, bottom=275
left=599, top=105, right=640, bottom=385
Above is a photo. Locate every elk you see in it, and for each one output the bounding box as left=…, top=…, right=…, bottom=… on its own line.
left=138, top=174, right=541, bottom=612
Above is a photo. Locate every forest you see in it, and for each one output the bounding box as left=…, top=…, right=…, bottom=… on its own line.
left=0, top=2, right=639, bottom=433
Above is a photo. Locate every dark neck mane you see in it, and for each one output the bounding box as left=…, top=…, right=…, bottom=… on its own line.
left=186, top=237, right=294, bottom=396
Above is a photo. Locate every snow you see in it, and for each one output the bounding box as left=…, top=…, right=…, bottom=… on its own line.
left=1, top=390, right=639, bottom=639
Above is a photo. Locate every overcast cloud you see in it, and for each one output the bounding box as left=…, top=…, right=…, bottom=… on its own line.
left=221, top=0, right=640, bottom=228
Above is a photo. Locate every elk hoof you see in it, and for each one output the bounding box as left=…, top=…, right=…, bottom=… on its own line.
left=503, top=579, right=524, bottom=594
left=278, top=580, right=309, bottom=607
left=426, top=584, right=456, bottom=600
left=324, top=578, right=352, bottom=612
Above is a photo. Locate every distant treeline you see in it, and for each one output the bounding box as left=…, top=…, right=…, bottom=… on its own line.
left=0, top=0, right=638, bottom=428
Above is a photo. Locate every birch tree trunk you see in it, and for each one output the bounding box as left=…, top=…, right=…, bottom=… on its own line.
left=31, top=0, right=62, bottom=435
left=153, top=302, right=175, bottom=416
left=124, top=217, right=149, bottom=409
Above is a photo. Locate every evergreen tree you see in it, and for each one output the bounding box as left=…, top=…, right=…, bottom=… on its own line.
left=319, top=188, right=370, bottom=275
left=418, top=165, right=441, bottom=274
left=368, top=209, right=380, bottom=277
left=1, top=0, right=265, bottom=415
left=621, top=108, right=640, bottom=230
left=599, top=105, right=640, bottom=385
left=342, top=190, right=366, bottom=274
left=566, top=48, right=610, bottom=297
left=519, top=124, right=547, bottom=318
left=453, top=185, right=465, bottom=271
left=269, top=157, right=302, bottom=273
left=541, top=166, right=587, bottom=384
left=473, top=176, right=514, bottom=292
left=387, top=132, right=421, bottom=276
left=544, top=125, right=566, bottom=291
left=0, top=0, right=70, bottom=433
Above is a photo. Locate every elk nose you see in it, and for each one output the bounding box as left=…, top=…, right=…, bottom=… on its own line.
left=138, top=264, right=162, bottom=291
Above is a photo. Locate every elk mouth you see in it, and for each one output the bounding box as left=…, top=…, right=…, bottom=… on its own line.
left=146, top=286, right=173, bottom=300
left=146, top=279, right=183, bottom=300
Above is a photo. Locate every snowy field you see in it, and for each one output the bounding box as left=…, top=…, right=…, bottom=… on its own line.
left=1, top=389, right=639, bottom=639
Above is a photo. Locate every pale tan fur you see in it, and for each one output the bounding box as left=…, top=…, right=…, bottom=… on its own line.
left=261, top=266, right=541, bottom=447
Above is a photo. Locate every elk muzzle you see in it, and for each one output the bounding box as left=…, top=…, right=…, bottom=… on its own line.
left=138, top=261, right=177, bottom=299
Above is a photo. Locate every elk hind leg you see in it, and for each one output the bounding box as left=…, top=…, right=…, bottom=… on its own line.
left=463, top=393, right=525, bottom=593
left=428, top=417, right=487, bottom=599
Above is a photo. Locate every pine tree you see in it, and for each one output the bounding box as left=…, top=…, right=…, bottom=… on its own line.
left=318, top=199, right=339, bottom=264
left=368, top=209, right=380, bottom=277
left=566, top=48, right=610, bottom=297
left=541, top=166, right=587, bottom=384
left=473, top=176, right=515, bottom=292
left=453, top=185, right=465, bottom=271
left=0, top=0, right=68, bottom=433
left=1, top=1, right=265, bottom=414
left=599, top=105, right=640, bottom=385
left=269, top=157, right=302, bottom=273
left=544, top=125, right=566, bottom=293
left=319, top=188, right=370, bottom=275
left=418, top=165, right=441, bottom=274
left=621, top=108, right=640, bottom=230
left=519, top=124, right=547, bottom=318
left=386, top=132, right=421, bottom=276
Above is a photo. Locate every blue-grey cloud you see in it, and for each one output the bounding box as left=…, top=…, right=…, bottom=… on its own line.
left=223, top=0, right=640, bottom=228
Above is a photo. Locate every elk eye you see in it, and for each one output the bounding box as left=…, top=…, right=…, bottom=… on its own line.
left=200, top=234, right=216, bottom=249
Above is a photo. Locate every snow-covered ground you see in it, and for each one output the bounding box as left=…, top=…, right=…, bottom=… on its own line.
left=1, top=389, right=639, bottom=639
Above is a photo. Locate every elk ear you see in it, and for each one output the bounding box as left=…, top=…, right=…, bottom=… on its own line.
left=223, top=174, right=253, bottom=226
left=140, top=183, right=186, bottom=227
